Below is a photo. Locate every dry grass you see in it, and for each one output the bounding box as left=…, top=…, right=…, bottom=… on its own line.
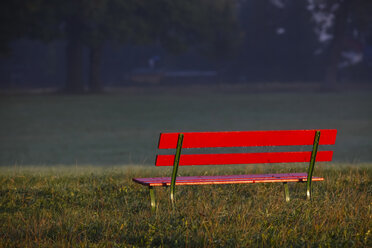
left=0, top=164, right=371, bottom=247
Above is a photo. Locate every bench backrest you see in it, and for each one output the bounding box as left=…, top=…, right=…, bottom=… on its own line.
left=156, top=129, right=337, bottom=166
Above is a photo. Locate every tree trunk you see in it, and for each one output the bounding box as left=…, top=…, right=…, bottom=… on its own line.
left=88, top=43, right=103, bottom=93
left=65, top=18, right=85, bottom=93
left=324, top=0, right=350, bottom=89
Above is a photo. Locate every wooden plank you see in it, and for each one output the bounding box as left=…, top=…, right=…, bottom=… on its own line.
left=134, top=173, right=308, bottom=182
left=132, top=174, right=324, bottom=186
left=134, top=173, right=308, bottom=184
left=158, top=129, right=337, bottom=149
left=136, top=176, right=309, bottom=184
left=155, top=151, right=333, bottom=166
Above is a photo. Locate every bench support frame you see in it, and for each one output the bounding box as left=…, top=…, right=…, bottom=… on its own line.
left=306, top=130, right=320, bottom=200
left=283, top=182, right=290, bottom=202
left=149, top=186, right=156, bottom=212
left=170, top=133, right=184, bottom=207
left=147, top=130, right=324, bottom=210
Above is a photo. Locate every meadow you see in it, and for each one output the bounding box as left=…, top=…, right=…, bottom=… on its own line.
left=1, top=89, right=371, bottom=165
left=0, top=165, right=371, bottom=247
left=0, top=89, right=371, bottom=247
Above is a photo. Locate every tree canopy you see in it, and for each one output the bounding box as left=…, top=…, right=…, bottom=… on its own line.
left=1, top=0, right=371, bottom=90
left=1, top=0, right=241, bottom=92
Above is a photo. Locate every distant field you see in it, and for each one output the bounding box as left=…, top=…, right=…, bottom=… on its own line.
left=0, top=165, right=370, bottom=247
left=0, top=90, right=371, bottom=166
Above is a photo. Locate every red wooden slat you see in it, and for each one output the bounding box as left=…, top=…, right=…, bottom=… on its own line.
left=134, top=174, right=305, bottom=184
left=134, top=173, right=308, bottom=182
left=158, top=129, right=337, bottom=149
left=132, top=174, right=324, bottom=186
left=135, top=173, right=308, bottom=184
left=155, top=151, right=333, bottom=166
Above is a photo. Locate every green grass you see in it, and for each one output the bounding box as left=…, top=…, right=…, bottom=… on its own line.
left=0, top=90, right=371, bottom=246
left=0, top=165, right=371, bottom=247
left=0, top=91, right=372, bottom=166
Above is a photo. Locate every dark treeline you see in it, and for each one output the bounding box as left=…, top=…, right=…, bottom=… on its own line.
left=0, top=0, right=371, bottom=93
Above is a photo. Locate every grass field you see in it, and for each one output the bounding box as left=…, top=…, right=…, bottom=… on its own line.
left=0, top=165, right=371, bottom=247
left=1, top=90, right=372, bottom=166
left=0, top=90, right=371, bottom=246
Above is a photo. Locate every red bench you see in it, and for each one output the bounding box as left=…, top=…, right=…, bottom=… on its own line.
left=133, top=129, right=337, bottom=211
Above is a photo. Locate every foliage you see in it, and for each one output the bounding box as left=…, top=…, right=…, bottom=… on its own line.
left=0, top=0, right=241, bottom=92
left=0, top=0, right=241, bottom=59
left=21, top=0, right=240, bottom=52
left=0, top=165, right=370, bottom=247
left=0, top=0, right=53, bottom=55
left=238, top=0, right=320, bottom=81
left=308, top=0, right=372, bottom=85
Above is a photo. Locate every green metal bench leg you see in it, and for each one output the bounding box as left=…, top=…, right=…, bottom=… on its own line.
left=170, top=133, right=184, bottom=208
left=283, top=182, right=290, bottom=202
left=149, top=186, right=156, bottom=212
left=306, top=184, right=311, bottom=200
left=307, top=131, right=320, bottom=200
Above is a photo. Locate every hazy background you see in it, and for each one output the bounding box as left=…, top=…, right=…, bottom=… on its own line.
left=0, top=0, right=371, bottom=166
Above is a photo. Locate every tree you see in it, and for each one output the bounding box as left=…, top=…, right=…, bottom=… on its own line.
left=237, top=0, right=319, bottom=82
left=309, top=0, right=372, bottom=88
left=0, top=1, right=24, bottom=55
left=64, top=0, right=150, bottom=93
left=1, top=0, right=241, bottom=93
left=0, top=1, right=56, bottom=56
left=82, top=0, right=241, bottom=92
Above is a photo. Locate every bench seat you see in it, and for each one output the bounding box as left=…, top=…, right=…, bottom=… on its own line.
left=133, top=173, right=324, bottom=186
